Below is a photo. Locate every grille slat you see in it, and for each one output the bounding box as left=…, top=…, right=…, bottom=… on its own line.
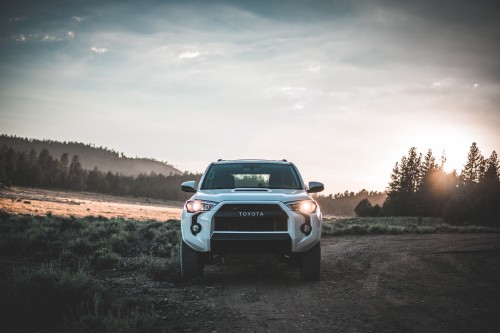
left=214, top=204, right=288, bottom=232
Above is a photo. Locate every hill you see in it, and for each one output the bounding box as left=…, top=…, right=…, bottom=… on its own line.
left=0, top=135, right=182, bottom=176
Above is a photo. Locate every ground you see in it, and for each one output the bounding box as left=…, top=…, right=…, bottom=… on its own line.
left=0, top=186, right=183, bottom=220
left=1, top=187, right=499, bottom=332
left=99, top=234, right=500, bottom=332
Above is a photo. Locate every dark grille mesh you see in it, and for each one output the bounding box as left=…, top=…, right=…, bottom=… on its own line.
left=214, top=204, right=288, bottom=231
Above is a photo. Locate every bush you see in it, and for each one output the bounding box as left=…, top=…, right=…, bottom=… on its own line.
left=91, top=248, right=120, bottom=269
left=138, top=248, right=181, bottom=281
left=0, top=262, right=100, bottom=331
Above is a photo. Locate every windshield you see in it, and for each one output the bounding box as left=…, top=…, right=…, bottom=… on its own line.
left=201, top=163, right=302, bottom=190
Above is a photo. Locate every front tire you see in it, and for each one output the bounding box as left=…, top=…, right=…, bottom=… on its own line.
left=180, top=240, right=204, bottom=280
left=300, top=242, right=321, bottom=281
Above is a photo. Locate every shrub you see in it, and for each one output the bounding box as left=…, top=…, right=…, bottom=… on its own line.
left=91, top=248, right=120, bottom=269
left=0, top=262, right=100, bottom=331
left=67, top=294, right=159, bottom=333
left=138, top=251, right=181, bottom=281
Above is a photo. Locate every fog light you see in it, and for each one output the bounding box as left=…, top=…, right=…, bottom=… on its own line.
left=301, top=223, right=312, bottom=235
left=190, top=223, right=202, bottom=234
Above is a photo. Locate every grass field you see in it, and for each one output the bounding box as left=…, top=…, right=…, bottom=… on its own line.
left=0, top=186, right=183, bottom=220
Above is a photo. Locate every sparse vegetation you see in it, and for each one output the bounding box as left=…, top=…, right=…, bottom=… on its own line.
left=0, top=262, right=100, bottom=331
left=323, top=216, right=500, bottom=236
left=0, top=212, right=181, bottom=332
left=1, top=210, right=499, bottom=331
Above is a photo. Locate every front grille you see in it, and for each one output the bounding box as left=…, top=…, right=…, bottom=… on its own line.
left=214, top=204, right=288, bottom=231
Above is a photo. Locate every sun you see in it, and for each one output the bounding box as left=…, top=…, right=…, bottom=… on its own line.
left=411, top=126, right=468, bottom=175
left=442, top=160, right=459, bottom=174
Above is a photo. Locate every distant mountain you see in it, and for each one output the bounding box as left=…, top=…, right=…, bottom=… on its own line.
left=0, top=135, right=182, bottom=176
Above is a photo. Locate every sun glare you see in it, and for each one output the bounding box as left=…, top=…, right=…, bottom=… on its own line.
left=443, top=162, right=458, bottom=174
left=410, top=126, right=469, bottom=175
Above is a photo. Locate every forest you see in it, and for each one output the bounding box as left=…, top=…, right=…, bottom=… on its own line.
left=0, top=144, right=200, bottom=202
left=0, top=135, right=181, bottom=177
left=378, top=143, right=500, bottom=226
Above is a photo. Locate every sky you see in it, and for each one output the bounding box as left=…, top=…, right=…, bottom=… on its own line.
left=1, top=0, right=499, bottom=194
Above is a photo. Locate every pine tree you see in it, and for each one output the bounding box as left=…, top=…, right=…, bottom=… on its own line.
left=86, top=166, right=103, bottom=192
left=68, top=155, right=86, bottom=190
left=417, top=149, right=439, bottom=216
left=484, top=151, right=499, bottom=182
left=384, top=147, right=422, bottom=215
left=400, top=147, right=422, bottom=194
left=2, top=147, right=17, bottom=185
left=388, top=162, right=401, bottom=193
left=460, top=142, right=485, bottom=185
left=421, top=149, right=438, bottom=176
left=58, top=153, right=70, bottom=188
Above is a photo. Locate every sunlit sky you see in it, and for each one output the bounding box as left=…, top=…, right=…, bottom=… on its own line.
left=1, top=0, right=499, bottom=194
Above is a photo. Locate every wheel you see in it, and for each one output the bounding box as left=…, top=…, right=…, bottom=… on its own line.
left=180, top=239, right=204, bottom=280
left=300, top=242, right=321, bottom=281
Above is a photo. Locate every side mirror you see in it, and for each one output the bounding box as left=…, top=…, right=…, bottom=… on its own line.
left=181, top=181, right=196, bottom=193
left=307, top=181, right=324, bottom=193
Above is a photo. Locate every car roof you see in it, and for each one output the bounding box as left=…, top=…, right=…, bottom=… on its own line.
left=213, top=159, right=291, bottom=164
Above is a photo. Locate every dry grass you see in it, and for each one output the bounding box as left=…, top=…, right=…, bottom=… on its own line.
left=0, top=186, right=183, bottom=221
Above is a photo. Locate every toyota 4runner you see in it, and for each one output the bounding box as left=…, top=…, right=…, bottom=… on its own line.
left=180, top=159, right=324, bottom=281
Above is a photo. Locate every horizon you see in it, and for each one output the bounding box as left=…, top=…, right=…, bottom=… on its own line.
left=1, top=132, right=494, bottom=196
left=1, top=0, right=499, bottom=194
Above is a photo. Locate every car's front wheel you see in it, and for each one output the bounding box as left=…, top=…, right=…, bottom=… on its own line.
left=180, top=240, right=204, bottom=280
left=300, top=242, right=321, bottom=281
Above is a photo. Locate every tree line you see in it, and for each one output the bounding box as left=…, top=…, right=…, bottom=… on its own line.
left=313, top=190, right=386, bottom=216
left=0, top=145, right=200, bottom=202
left=380, top=143, right=499, bottom=225
left=0, top=135, right=180, bottom=177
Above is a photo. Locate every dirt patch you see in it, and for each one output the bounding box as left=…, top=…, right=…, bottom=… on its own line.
left=0, top=186, right=183, bottom=220
left=95, top=234, right=500, bottom=332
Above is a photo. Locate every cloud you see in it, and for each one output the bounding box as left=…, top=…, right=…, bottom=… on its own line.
left=90, top=46, right=108, bottom=54
left=1, top=0, right=499, bottom=193
left=306, top=63, right=321, bottom=73
left=8, top=17, right=23, bottom=23
left=277, top=87, right=306, bottom=96
left=13, top=34, right=26, bottom=42
left=41, top=34, right=57, bottom=41
left=178, top=51, right=201, bottom=59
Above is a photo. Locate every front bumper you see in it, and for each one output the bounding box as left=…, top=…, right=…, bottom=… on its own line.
left=180, top=201, right=322, bottom=253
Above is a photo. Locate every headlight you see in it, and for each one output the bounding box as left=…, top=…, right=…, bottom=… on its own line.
left=185, top=200, right=216, bottom=213
left=287, top=200, right=317, bottom=214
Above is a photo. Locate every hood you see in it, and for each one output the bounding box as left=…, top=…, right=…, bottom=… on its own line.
left=194, top=188, right=310, bottom=203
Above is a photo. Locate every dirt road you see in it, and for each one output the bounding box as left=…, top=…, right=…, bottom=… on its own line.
left=104, top=233, right=500, bottom=332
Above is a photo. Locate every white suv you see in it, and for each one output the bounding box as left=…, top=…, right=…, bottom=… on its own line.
left=179, top=159, right=324, bottom=281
